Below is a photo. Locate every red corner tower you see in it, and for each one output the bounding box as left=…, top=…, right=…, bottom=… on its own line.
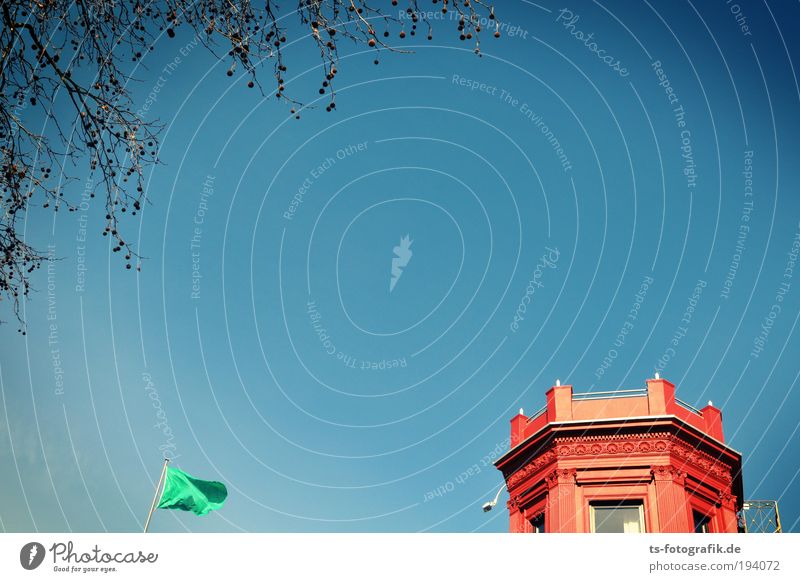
left=493, top=376, right=743, bottom=533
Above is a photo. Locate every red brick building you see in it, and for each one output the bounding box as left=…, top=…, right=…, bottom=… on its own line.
left=494, top=376, right=743, bottom=533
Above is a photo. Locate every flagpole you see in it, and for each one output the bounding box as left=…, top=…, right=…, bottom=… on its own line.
left=143, top=458, right=170, bottom=533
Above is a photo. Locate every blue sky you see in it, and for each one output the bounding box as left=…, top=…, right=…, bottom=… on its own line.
left=1, top=0, right=799, bottom=532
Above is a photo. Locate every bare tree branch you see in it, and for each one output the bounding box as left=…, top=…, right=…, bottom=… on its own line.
left=0, top=0, right=499, bottom=330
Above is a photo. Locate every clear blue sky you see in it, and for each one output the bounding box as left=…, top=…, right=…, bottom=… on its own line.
left=1, top=1, right=799, bottom=532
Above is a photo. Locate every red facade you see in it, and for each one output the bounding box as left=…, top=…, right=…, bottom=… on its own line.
left=494, top=377, right=743, bottom=533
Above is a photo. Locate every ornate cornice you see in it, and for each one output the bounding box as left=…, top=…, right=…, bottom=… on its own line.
left=506, top=450, right=556, bottom=488
left=556, top=437, right=670, bottom=457
left=555, top=431, right=673, bottom=443
left=555, top=434, right=732, bottom=482
left=506, top=433, right=732, bottom=490
left=670, top=440, right=732, bottom=482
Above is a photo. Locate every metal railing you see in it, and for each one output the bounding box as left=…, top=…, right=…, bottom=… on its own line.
left=675, top=398, right=704, bottom=416
left=571, top=388, right=648, bottom=401
left=525, top=405, right=547, bottom=422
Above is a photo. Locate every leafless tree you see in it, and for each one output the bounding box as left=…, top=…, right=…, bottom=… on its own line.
left=0, top=0, right=498, bottom=330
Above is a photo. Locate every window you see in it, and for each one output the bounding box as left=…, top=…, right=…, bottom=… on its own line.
left=693, top=511, right=711, bottom=533
left=590, top=501, right=645, bottom=533
left=531, top=513, right=545, bottom=533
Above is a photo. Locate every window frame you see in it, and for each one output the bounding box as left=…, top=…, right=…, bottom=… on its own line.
left=589, top=500, right=646, bottom=533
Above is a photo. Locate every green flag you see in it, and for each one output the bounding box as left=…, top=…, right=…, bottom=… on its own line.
left=157, top=467, right=227, bottom=516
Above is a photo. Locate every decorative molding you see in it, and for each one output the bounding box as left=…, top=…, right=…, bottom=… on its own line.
left=717, top=490, right=737, bottom=510
left=670, top=441, right=732, bottom=483
left=507, top=433, right=733, bottom=490
left=506, top=450, right=556, bottom=488
left=545, top=468, right=577, bottom=489
left=555, top=431, right=673, bottom=443
left=555, top=434, right=732, bottom=483
left=651, top=464, right=685, bottom=485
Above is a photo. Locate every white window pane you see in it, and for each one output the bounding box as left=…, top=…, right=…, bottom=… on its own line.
left=592, top=504, right=644, bottom=533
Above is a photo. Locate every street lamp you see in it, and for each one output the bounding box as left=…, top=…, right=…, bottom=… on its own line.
left=482, top=484, right=506, bottom=512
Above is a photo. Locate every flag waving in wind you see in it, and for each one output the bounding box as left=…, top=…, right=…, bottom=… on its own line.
left=157, top=466, right=228, bottom=515
left=144, top=461, right=228, bottom=531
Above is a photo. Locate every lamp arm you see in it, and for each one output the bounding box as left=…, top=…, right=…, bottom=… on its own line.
left=491, top=483, right=506, bottom=506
